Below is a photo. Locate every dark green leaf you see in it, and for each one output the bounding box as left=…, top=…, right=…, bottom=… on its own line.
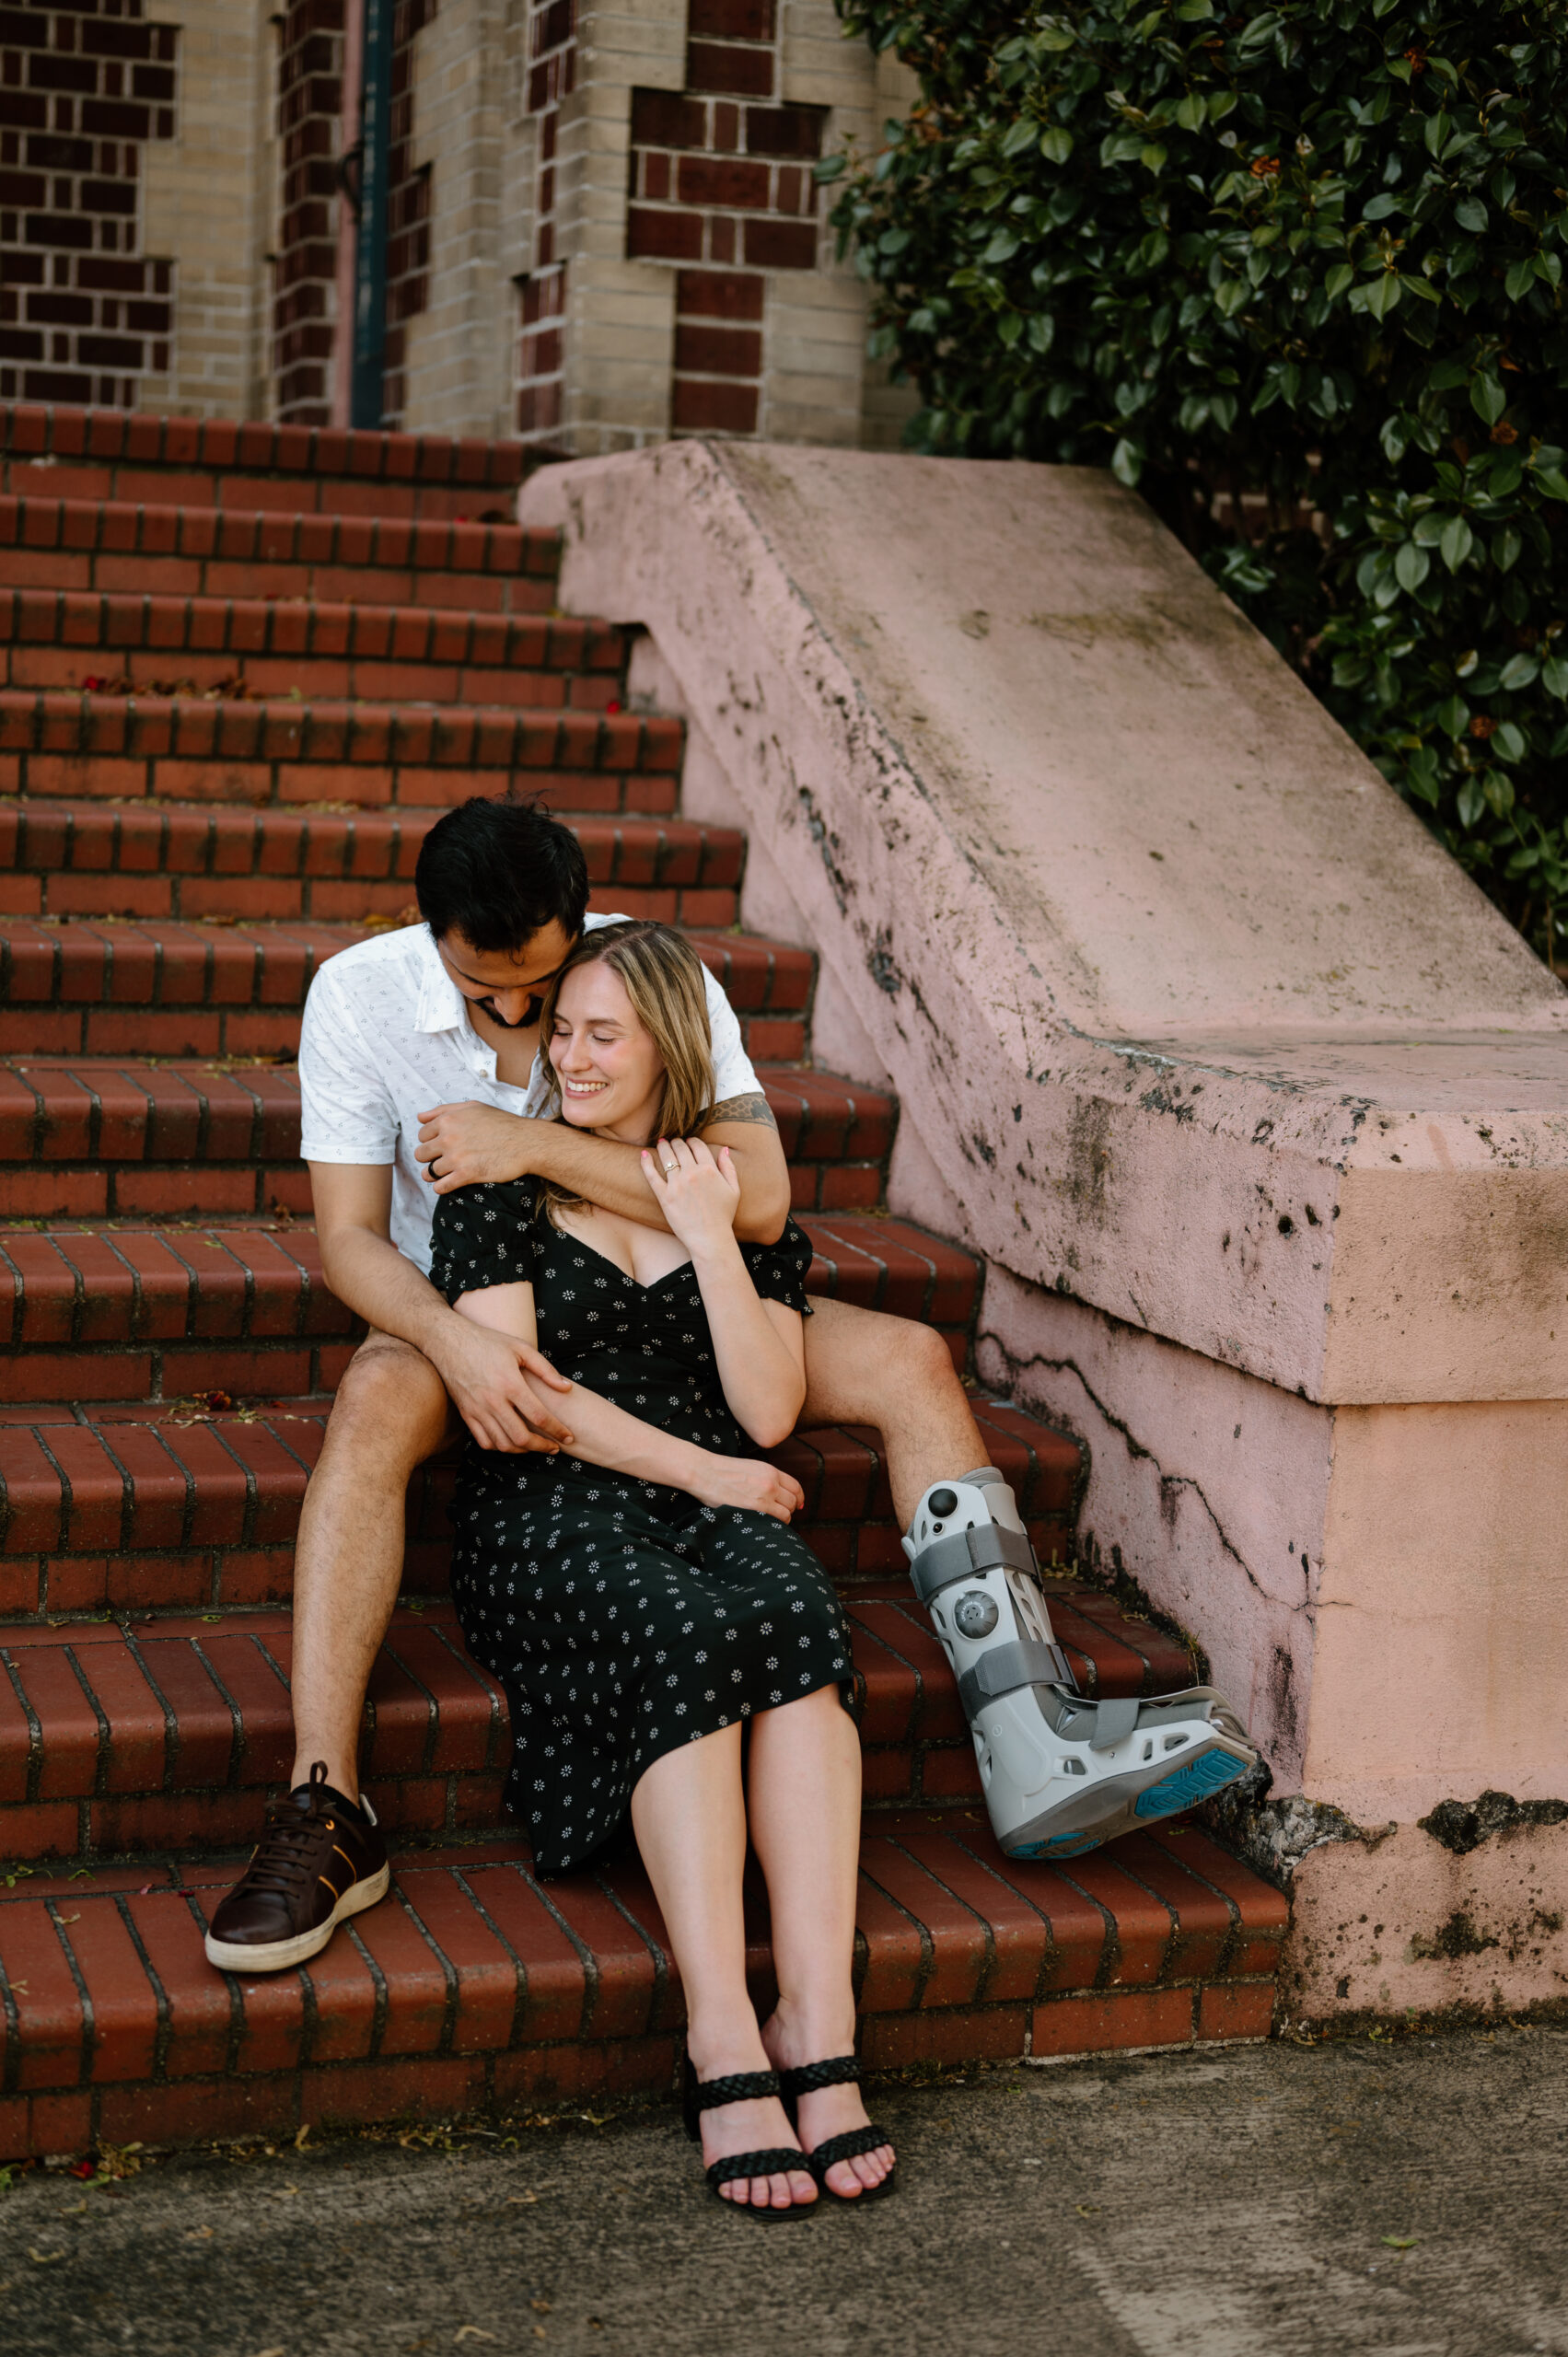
left=1469, top=376, right=1507, bottom=426
left=1394, top=541, right=1429, bottom=591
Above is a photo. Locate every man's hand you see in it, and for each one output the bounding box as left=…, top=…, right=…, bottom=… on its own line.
left=416, top=1101, right=538, bottom=1193
left=429, top=1317, right=575, bottom=1454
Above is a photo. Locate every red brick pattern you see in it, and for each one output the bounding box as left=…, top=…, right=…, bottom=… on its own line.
left=0, top=1596, right=1257, bottom=1874
left=0, top=586, right=626, bottom=707
left=2, top=796, right=699, bottom=927
left=0, top=1397, right=1076, bottom=1614
left=0, top=916, right=809, bottom=1036
left=0, top=402, right=527, bottom=497
left=623, top=6, right=825, bottom=438
left=273, top=0, right=344, bottom=423
left=0, top=495, right=560, bottom=601
left=0, top=1062, right=881, bottom=1215
left=273, top=0, right=435, bottom=426
left=380, top=0, right=436, bottom=429
left=0, top=1202, right=970, bottom=1400
left=0, top=0, right=177, bottom=412
left=0, top=691, right=686, bottom=818
left=515, top=0, right=574, bottom=441
left=0, top=1810, right=1283, bottom=2158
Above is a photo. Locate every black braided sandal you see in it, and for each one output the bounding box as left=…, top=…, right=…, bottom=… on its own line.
left=681, top=2061, right=817, bottom=2223
left=778, top=2055, right=898, bottom=2205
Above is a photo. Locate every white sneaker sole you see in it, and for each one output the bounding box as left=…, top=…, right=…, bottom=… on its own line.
left=203, top=1860, right=391, bottom=1974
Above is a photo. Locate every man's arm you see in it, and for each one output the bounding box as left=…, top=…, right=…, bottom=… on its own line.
left=413, top=1092, right=791, bottom=1244
left=309, top=1162, right=575, bottom=1452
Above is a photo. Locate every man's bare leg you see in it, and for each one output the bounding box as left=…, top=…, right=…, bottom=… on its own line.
left=800, top=1297, right=986, bottom=1528
left=287, top=1331, right=458, bottom=1796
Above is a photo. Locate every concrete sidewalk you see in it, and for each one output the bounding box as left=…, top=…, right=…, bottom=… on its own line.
left=1, top=2027, right=1562, bottom=2357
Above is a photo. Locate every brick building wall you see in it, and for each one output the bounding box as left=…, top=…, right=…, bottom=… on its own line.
left=0, top=0, right=178, bottom=411
left=0, top=0, right=909, bottom=445
left=515, top=0, right=572, bottom=441
left=273, top=0, right=342, bottom=423
left=498, top=0, right=915, bottom=458
left=380, top=0, right=435, bottom=425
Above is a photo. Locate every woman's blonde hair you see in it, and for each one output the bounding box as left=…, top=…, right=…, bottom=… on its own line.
left=535, top=920, right=714, bottom=1219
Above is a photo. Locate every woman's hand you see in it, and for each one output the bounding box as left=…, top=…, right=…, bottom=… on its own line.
left=641, top=1135, right=741, bottom=1256
left=685, top=1453, right=806, bottom=1524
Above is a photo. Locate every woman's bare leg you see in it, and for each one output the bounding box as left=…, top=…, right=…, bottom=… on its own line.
left=748, top=1686, right=896, bottom=2198
left=631, top=1727, right=816, bottom=2212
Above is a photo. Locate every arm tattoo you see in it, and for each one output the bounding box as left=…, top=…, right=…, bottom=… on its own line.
left=704, top=1091, right=779, bottom=1132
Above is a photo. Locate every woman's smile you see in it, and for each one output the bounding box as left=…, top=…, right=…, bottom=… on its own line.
left=548, top=959, right=667, bottom=1141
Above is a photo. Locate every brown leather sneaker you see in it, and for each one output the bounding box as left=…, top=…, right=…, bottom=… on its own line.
left=203, top=1762, right=389, bottom=1973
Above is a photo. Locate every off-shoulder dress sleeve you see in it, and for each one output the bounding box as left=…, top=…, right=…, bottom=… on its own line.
left=429, top=1177, right=540, bottom=1306
left=738, top=1214, right=815, bottom=1317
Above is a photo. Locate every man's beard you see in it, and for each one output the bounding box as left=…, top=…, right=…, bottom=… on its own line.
left=476, top=994, right=543, bottom=1031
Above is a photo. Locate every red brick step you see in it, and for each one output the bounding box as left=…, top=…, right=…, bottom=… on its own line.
left=0, top=589, right=626, bottom=709
left=0, top=918, right=812, bottom=1059
left=0, top=1399, right=1079, bottom=1617
left=0, top=403, right=527, bottom=520
left=0, top=1573, right=1185, bottom=1863
left=0, top=692, right=686, bottom=820
left=0, top=1062, right=892, bottom=1220
left=0, top=1811, right=1285, bottom=2161
left=0, top=1212, right=980, bottom=1405
left=0, top=499, right=556, bottom=611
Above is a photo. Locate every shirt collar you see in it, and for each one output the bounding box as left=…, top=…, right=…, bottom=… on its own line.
left=412, top=924, right=470, bottom=1036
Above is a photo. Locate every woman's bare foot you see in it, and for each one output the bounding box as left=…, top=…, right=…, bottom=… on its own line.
left=760, top=2008, right=896, bottom=2200
left=690, top=2038, right=818, bottom=2212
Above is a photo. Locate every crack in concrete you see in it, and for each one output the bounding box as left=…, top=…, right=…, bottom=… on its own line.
left=979, top=1332, right=1301, bottom=1615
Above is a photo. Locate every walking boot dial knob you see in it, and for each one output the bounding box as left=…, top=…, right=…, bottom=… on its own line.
left=954, top=1589, right=999, bottom=1639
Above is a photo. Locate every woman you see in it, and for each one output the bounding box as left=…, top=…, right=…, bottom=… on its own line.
left=429, top=920, right=896, bottom=2220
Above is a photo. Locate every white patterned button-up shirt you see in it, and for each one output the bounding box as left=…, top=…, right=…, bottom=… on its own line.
left=297, top=917, right=758, bottom=1273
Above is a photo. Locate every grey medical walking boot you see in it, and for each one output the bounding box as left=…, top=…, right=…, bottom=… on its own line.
left=903, top=1468, right=1259, bottom=1862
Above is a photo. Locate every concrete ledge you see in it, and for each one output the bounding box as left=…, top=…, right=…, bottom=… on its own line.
left=521, top=442, right=1568, bottom=2012
left=522, top=441, right=1568, bottom=1405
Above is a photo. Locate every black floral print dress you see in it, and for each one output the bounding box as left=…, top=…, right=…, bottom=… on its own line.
left=429, top=1176, right=857, bottom=1875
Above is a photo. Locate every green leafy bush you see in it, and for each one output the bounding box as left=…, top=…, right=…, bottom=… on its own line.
left=821, top=1, right=1568, bottom=956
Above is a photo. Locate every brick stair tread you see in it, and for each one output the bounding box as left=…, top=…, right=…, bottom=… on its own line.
left=0, top=1808, right=1284, bottom=2158
left=0, top=801, right=757, bottom=923
left=0, top=1062, right=891, bottom=1167
left=0, top=498, right=554, bottom=584
left=0, top=1399, right=1082, bottom=1610
left=0, top=589, right=626, bottom=706
left=4, top=804, right=720, bottom=894
left=0, top=918, right=804, bottom=1012
left=0, top=690, right=682, bottom=776
left=0, top=1208, right=973, bottom=1345
left=0, top=405, right=528, bottom=495
left=0, top=1585, right=1194, bottom=1858
left=0, top=1212, right=981, bottom=1405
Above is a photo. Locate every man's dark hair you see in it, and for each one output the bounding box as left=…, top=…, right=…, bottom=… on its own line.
left=414, top=795, right=590, bottom=953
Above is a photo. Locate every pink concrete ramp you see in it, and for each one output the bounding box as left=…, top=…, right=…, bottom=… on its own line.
left=524, top=442, right=1568, bottom=2027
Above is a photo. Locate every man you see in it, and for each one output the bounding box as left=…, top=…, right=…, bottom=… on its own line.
left=204, top=794, right=991, bottom=1970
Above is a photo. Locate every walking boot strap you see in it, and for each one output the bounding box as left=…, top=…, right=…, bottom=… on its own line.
left=910, top=1519, right=1038, bottom=1602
